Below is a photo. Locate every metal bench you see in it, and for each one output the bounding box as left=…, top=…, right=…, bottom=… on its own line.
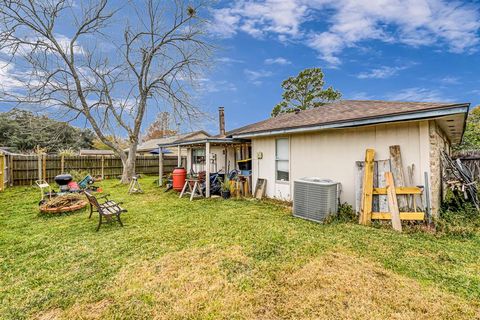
left=84, top=191, right=127, bottom=231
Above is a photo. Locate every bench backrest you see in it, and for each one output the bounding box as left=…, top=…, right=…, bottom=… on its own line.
left=84, top=191, right=100, bottom=209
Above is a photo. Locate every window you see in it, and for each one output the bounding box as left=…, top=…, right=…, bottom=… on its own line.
left=276, top=138, right=289, bottom=181
left=192, top=148, right=205, bottom=164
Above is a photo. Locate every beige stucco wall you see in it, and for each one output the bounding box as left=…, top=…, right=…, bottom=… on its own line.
left=252, top=120, right=432, bottom=211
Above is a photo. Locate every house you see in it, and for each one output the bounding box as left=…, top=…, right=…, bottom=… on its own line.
left=79, top=149, right=115, bottom=156
left=231, top=100, right=469, bottom=216
left=135, top=131, right=210, bottom=155
left=162, top=101, right=469, bottom=216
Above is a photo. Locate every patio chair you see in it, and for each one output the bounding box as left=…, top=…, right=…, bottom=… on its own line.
left=84, top=191, right=127, bottom=231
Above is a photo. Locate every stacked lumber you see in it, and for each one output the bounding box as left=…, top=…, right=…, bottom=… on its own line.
left=358, top=146, right=425, bottom=232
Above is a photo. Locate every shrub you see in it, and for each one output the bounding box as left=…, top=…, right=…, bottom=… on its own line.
left=324, top=203, right=356, bottom=224
left=435, top=190, right=480, bottom=238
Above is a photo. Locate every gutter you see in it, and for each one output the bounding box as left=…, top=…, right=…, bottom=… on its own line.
left=158, top=137, right=250, bottom=148
left=232, top=105, right=470, bottom=139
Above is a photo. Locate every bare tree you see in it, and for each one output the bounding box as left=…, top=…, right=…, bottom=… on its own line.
left=0, top=0, right=211, bottom=182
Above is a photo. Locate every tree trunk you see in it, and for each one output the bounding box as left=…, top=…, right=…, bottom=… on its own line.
left=120, top=144, right=137, bottom=183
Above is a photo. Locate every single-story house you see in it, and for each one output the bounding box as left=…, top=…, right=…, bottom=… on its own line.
left=133, top=131, right=210, bottom=155
left=161, top=101, right=469, bottom=216
left=79, top=149, right=115, bottom=156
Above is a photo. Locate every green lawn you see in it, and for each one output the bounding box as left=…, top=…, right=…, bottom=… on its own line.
left=1, top=176, right=479, bottom=319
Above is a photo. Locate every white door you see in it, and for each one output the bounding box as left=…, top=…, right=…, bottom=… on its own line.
left=274, top=138, right=291, bottom=200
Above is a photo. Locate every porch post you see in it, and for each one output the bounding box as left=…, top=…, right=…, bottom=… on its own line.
left=177, top=145, right=181, bottom=167
left=158, top=147, right=164, bottom=186
left=224, top=145, right=228, bottom=174
left=206, top=142, right=211, bottom=197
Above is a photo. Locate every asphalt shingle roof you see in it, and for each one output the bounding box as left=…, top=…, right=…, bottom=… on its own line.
left=230, top=100, right=469, bottom=136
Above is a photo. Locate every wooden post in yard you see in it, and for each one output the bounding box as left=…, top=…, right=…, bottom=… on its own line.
left=224, top=145, right=228, bottom=174
left=158, top=147, right=164, bottom=186
left=177, top=145, right=181, bottom=167
left=0, top=152, right=5, bottom=192
left=205, top=142, right=211, bottom=198
left=359, top=149, right=375, bottom=225
left=385, top=172, right=402, bottom=232
left=42, top=154, right=47, bottom=181
left=37, top=153, right=42, bottom=181
left=61, top=154, right=65, bottom=173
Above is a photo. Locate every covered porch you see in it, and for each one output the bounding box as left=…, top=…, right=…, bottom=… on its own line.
left=158, top=137, right=251, bottom=197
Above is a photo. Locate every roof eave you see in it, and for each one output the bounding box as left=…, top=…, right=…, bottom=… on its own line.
left=232, top=104, right=470, bottom=139
left=158, top=137, right=249, bottom=148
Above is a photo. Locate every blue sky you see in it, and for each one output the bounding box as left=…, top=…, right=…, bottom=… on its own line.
left=0, top=0, right=479, bottom=136
left=203, top=0, right=480, bottom=132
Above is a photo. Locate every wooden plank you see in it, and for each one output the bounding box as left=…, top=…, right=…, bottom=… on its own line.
left=385, top=171, right=402, bottom=232
left=373, top=187, right=423, bottom=195
left=359, top=149, right=375, bottom=225
left=254, top=178, right=267, bottom=199
left=389, top=145, right=408, bottom=209
left=372, top=161, right=379, bottom=212
left=371, top=212, right=425, bottom=220
left=354, top=161, right=364, bottom=214
left=407, top=165, right=414, bottom=209
left=377, top=160, right=390, bottom=212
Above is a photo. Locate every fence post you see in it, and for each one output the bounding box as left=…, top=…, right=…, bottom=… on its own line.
left=101, top=156, right=105, bottom=179
left=61, top=154, right=65, bottom=173
left=9, top=155, right=14, bottom=187
left=0, top=152, right=5, bottom=192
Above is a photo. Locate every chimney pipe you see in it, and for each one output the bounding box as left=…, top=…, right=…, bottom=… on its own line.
left=219, top=106, right=225, bottom=136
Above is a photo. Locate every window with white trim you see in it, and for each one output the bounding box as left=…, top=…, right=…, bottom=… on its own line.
left=276, top=138, right=289, bottom=181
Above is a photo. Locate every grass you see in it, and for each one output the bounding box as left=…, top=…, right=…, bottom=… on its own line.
left=0, top=176, right=479, bottom=319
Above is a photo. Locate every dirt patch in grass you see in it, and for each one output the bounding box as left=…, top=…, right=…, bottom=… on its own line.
left=34, top=308, right=62, bottom=320
left=53, top=247, right=479, bottom=320
left=105, top=246, right=256, bottom=319
left=255, top=251, right=480, bottom=320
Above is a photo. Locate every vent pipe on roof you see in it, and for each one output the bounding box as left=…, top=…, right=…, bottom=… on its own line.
left=219, top=106, right=226, bottom=136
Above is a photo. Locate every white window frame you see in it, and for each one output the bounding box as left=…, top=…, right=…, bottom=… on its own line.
left=275, top=138, right=289, bottom=183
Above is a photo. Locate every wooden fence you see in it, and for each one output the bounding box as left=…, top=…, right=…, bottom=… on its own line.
left=1, top=154, right=183, bottom=187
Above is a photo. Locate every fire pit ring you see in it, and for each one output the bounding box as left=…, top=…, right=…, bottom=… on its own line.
left=39, top=200, right=88, bottom=214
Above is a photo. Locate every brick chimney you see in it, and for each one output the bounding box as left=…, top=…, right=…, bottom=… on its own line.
left=218, top=106, right=225, bottom=136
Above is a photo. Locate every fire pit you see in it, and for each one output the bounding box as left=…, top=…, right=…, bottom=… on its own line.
left=39, top=194, right=87, bottom=214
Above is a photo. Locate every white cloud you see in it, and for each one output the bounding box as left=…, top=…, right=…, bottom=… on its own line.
left=244, top=69, right=273, bottom=85
left=210, top=0, right=308, bottom=39
left=385, top=87, right=451, bottom=102
left=216, top=57, right=244, bottom=64
left=310, top=1, right=480, bottom=65
left=196, top=78, right=237, bottom=93
left=356, top=65, right=410, bottom=79
left=0, top=61, right=25, bottom=92
left=212, top=0, right=480, bottom=65
left=264, top=57, right=291, bottom=65
left=439, top=76, right=460, bottom=85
